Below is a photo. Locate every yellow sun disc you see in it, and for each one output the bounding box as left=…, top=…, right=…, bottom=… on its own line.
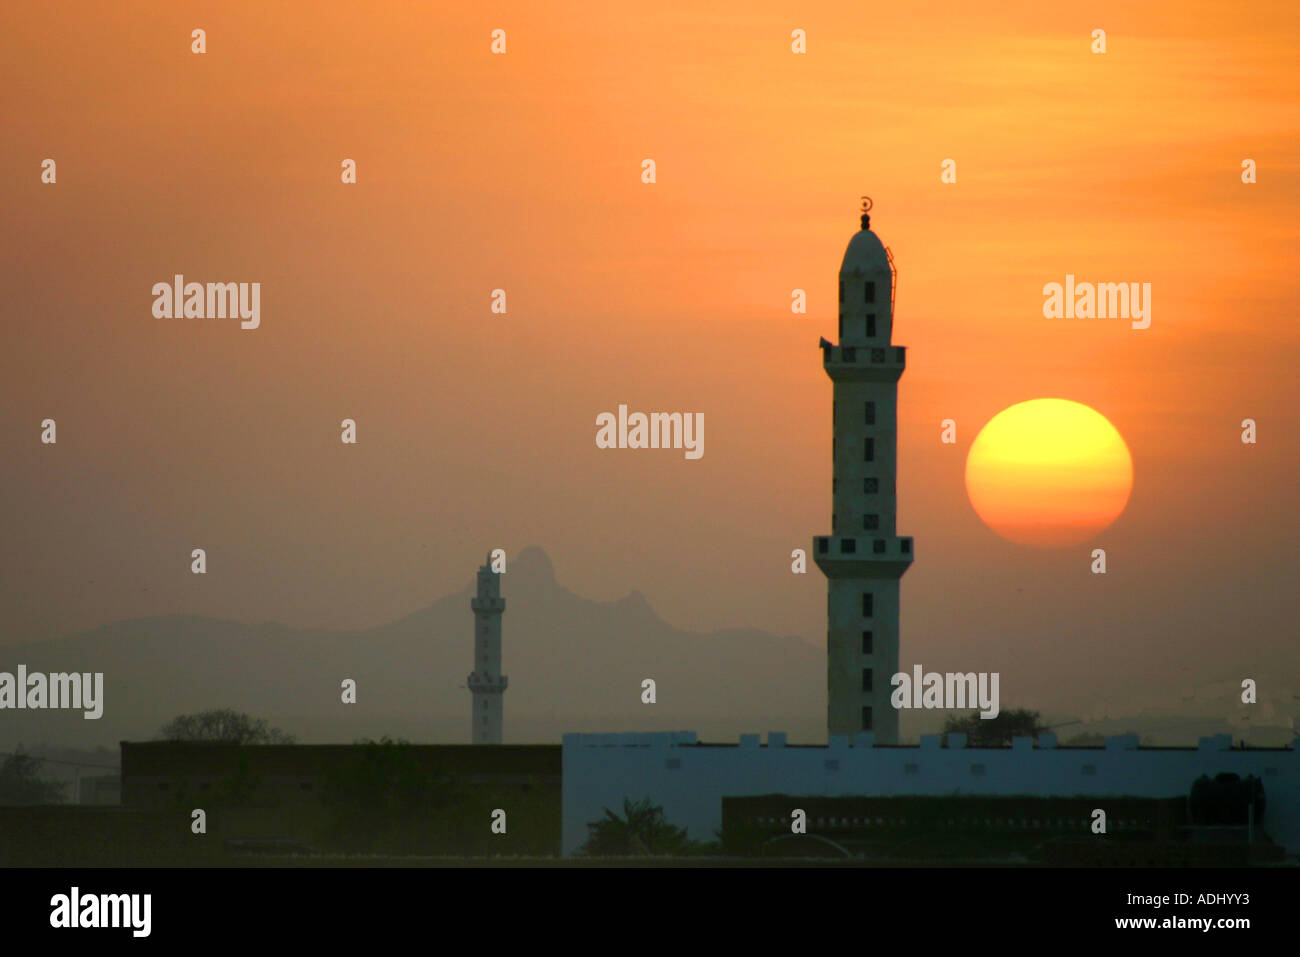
left=964, top=398, right=1133, bottom=547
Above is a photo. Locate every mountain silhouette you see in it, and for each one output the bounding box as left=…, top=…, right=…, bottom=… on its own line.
left=0, top=547, right=823, bottom=745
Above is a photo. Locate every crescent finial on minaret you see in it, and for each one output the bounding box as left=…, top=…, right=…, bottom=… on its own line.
left=860, top=195, right=873, bottom=230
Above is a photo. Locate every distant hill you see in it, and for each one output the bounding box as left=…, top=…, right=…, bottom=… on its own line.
left=0, top=547, right=824, bottom=747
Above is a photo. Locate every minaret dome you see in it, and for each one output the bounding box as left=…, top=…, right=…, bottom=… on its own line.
left=841, top=197, right=891, bottom=275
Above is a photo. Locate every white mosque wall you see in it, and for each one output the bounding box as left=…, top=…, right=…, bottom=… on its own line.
left=560, top=730, right=1300, bottom=856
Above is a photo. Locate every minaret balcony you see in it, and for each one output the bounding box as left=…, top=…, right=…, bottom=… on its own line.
left=467, top=672, right=509, bottom=693
left=822, top=344, right=906, bottom=382
left=470, top=597, right=506, bottom=613
left=813, top=536, right=913, bottom=578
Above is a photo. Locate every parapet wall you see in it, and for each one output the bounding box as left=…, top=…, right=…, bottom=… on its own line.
left=560, top=731, right=1300, bottom=856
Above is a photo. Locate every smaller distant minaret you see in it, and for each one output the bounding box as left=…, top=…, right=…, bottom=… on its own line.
left=467, top=554, right=507, bottom=744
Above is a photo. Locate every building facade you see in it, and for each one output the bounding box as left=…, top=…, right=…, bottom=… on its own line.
left=561, top=731, right=1300, bottom=856
left=119, top=741, right=558, bottom=809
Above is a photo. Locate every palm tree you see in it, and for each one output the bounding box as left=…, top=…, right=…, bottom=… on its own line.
left=582, top=796, right=695, bottom=856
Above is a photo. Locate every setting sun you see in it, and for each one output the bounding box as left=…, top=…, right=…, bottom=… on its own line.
left=965, top=399, right=1134, bottom=548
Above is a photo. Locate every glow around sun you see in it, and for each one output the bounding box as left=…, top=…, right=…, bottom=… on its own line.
left=964, top=398, right=1133, bottom=548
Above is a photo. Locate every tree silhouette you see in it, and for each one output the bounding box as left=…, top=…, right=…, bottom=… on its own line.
left=158, top=708, right=294, bottom=744
left=0, top=750, right=66, bottom=805
left=941, top=708, right=1047, bottom=747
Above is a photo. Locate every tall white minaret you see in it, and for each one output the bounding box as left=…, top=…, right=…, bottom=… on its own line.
left=467, top=554, right=507, bottom=744
left=815, top=198, right=913, bottom=744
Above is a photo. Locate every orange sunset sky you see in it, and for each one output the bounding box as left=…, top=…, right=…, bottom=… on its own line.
left=2, top=1, right=1298, bottom=719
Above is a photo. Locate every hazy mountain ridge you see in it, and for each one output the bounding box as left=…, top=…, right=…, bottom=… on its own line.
left=5, top=547, right=1291, bottom=750
left=0, top=547, right=823, bottom=745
